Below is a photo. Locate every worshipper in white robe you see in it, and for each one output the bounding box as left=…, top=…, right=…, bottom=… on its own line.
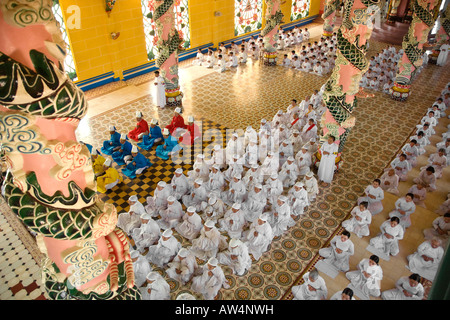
left=301, top=118, right=318, bottom=142
left=191, top=257, right=230, bottom=300
left=413, top=166, right=437, bottom=192
left=278, top=156, right=299, bottom=188
left=205, top=164, right=226, bottom=197
left=221, top=173, right=247, bottom=206
left=342, top=202, right=372, bottom=238
left=260, top=151, right=279, bottom=178
left=401, top=140, right=419, bottom=167
left=319, top=231, right=355, bottom=272
left=410, top=133, right=427, bottom=155
left=182, top=178, right=209, bottom=212
left=291, top=269, right=328, bottom=300
left=425, top=148, right=447, bottom=179
left=154, top=71, right=166, bottom=108
left=206, top=144, right=226, bottom=169
left=203, top=195, right=227, bottom=223
left=416, top=123, right=433, bottom=143
left=381, top=274, right=424, bottom=300
left=379, top=168, right=400, bottom=195
left=330, top=288, right=356, bottom=300
left=244, top=126, right=258, bottom=147
left=346, top=255, right=383, bottom=298
left=226, top=52, right=238, bottom=68
left=133, top=212, right=161, bottom=253
left=166, top=248, right=199, bottom=285
left=170, top=168, right=191, bottom=200
left=435, top=193, right=450, bottom=215
left=217, top=238, right=252, bottom=276
left=226, top=133, right=244, bottom=163
left=140, top=271, right=171, bottom=300
left=202, top=51, right=216, bottom=68
left=278, top=139, right=294, bottom=166
left=191, top=218, right=228, bottom=260
left=243, top=163, right=263, bottom=191
left=130, top=250, right=152, bottom=288
left=224, top=154, right=244, bottom=182
left=295, top=145, right=312, bottom=176
left=419, top=112, right=438, bottom=132
left=268, top=196, right=292, bottom=237
left=289, top=129, right=304, bottom=155
left=423, top=214, right=450, bottom=248
left=437, top=43, right=449, bottom=66
left=241, top=183, right=267, bottom=224
left=147, top=228, right=181, bottom=267
left=188, top=154, right=210, bottom=183
left=192, top=49, right=204, bottom=66
left=303, top=171, right=319, bottom=202
left=264, top=173, right=284, bottom=205
left=357, top=179, right=384, bottom=215
left=390, top=154, right=411, bottom=181
left=244, top=214, right=274, bottom=261
left=117, top=195, right=143, bottom=235
left=176, top=206, right=203, bottom=241
left=258, top=130, right=272, bottom=162
left=239, top=48, right=248, bottom=64
left=219, top=202, right=246, bottom=239
left=407, top=238, right=443, bottom=280
left=288, top=181, right=309, bottom=221
left=214, top=54, right=227, bottom=72
left=304, top=137, right=318, bottom=156
left=158, top=196, right=184, bottom=230
left=370, top=217, right=404, bottom=257
left=408, top=183, right=427, bottom=208
left=244, top=139, right=259, bottom=167
left=388, top=193, right=417, bottom=229
left=312, top=62, right=323, bottom=76
left=317, top=135, right=339, bottom=184
left=145, top=181, right=171, bottom=217
left=436, top=139, right=450, bottom=164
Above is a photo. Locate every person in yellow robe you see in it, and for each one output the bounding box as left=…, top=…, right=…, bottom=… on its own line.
left=91, top=149, right=106, bottom=177
left=97, top=158, right=122, bottom=193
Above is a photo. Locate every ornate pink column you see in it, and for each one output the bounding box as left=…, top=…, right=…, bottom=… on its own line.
left=261, top=0, right=284, bottom=66
left=435, top=5, right=450, bottom=45
left=390, top=0, right=440, bottom=101
left=322, top=0, right=341, bottom=36
left=0, top=0, right=139, bottom=299
left=154, top=0, right=183, bottom=106
left=320, top=0, right=383, bottom=153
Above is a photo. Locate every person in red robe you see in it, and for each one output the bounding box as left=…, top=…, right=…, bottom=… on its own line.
left=179, top=116, right=201, bottom=146
left=128, top=111, right=149, bottom=141
left=165, top=107, right=187, bottom=135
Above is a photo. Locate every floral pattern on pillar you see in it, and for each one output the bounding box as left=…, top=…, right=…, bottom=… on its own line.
left=261, top=0, right=284, bottom=65
left=322, top=0, right=341, bottom=36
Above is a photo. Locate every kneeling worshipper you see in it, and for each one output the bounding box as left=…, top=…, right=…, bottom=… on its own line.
left=346, top=255, right=383, bottom=299
left=101, top=125, right=122, bottom=155
left=188, top=154, right=210, bottom=183
left=170, top=168, right=190, bottom=200
left=242, top=183, right=267, bottom=224
left=303, top=171, right=319, bottom=202
left=224, top=154, right=244, bottom=182
left=91, top=149, right=106, bottom=177
left=137, top=119, right=163, bottom=151
left=268, top=195, right=292, bottom=238
left=425, top=148, right=448, bottom=179
left=295, top=145, right=312, bottom=176
left=318, top=231, right=354, bottom=272
left=357, top=179, right=384, bottom=215
left=244, top=214, right=274, bottom=261
left=96, top=158, right=122, bottom=193
left=182, top=178, right=208, bottom=212
left=165, top=107, right=187, bottom=136
left=206, top=144, right=226, bottom=169
left=191, top=219, right=228, bottom=260
left=388, top=193, right=416, bottom=229
left=423, top=213, right=450, bottom=248
left=155, top=128, right=181, bottom=161
left=279, top=156, right=300, bottom=188
left=243, top=163, right=263, bottom=191
left=264, top=172, right=284, bottom=206
left=379, top=168, right=400, bottom=195
left=203, top=195, right=227, bottom=223
left=407, top=238, right=443, bottom=281
left=122, top=145, right=152, bottom=179
left=330, top=288, right=356, bottom=300
left=317, top=135, right=339, bottom=185
left=413, top=166, right=437, bottom=192
left=217, top=238, right=252, bottom=276
left=147, top=228, right=181, bottom=268
left=179, top=116, right=201, bottom=146
left=369, top=216, right=404, bottom=258
left=390, top=153, right=411, bottom=181
left=381, top=273, right=424, bottom=300
left=133, top=212, right=161, bottom=253
left=175, top=206, right=203, bottom=241
left=117, top=195, right=145, bottom=235
left=219, top=202, right=246, bottom=239
left=301, top=118, right=318, bottom=143
left=221, top=173, right=247, bottom=206
left=145, top=181, right=171, bottom=217
left=342, top=202, right=372, bottom=238
left=291, top=268, right=328, bottom=300
left=288, top=182, right=309, bottom=221
left=128, top=111, right=149, bottom=142
left=112, top=134, right=133, bottom=165
left=158, top=196, right=184, bottom=230
left=205, top=164, right=226, bottom=196
left=191, top=257, right=230, bottom=300
left=166, top=248, right=199, bottom=285
left=140, top=271, right=171, bottom=300
left=130, top=250, right=152, bottom=288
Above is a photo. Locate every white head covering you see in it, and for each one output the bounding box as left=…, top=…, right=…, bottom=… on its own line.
left=271, top=173, right=278, bottom=179
left=212, top=164, right=220, bottom=170
left=187, top=206, right=196, bottom=213
left=129, top=195, right=138, bottom=202
left=131, top=145, right=138, bottom=153
left=259, top=214, right=268, bottom=222
left=151, top=118, right=158, bottom=125
left=178, top=248, right=189, bottom=258
left=197, top=154, right=205, bottom=159
left=310, top=137, right=316, bottom=142
left=175, top=107, right=182, bottom=114
left=175, top=168, right=183, bottom=174
left=205, top=219, right=215, bottom=228
left=232, top=133, right=238, bottom=138
left=176, top=293, right=196, bottom=300
left=232, top=203, right=241, bottom=210
left=141, top=212, right=152, bottom=220
left=146, top=271, right=159, bottom=281
left=194, top=178, right=203, bottom=185
left=214, top=144, right=221, bottom=151
left=230, top=238, right=242, bottom=248
left=207, top=257, right=218, bottom=267
left=162, top=229, right=173, bottom=237
left=255, top=183, right=263, bottom=189
left=167, top=196, right=175, bottom=203
left=91, top=149, right=98, bottom=156
left=188, top=116, right=194, bottom=122
left=261, top=118, right=267, bottom=124
left=295, top=181, right=304, bottom=188
left=287, top=156, right=294, bottom=161
left=120, top=133, right=127, bottom=140
left=278, top=195, right=288, bottom=202
left=233, top=173, right=242, bottom=180
left=306, top=171, right=314, bottom=177
left=246, top=126, right=253, bottom=132
left=163, top=128, right=170, bottom=135
left=136, top=111, right=142, bottom=118
left=109, top=125, right=116, bottom=131
left=157, top=181, right=167, bottom=187
left=130, top=250, right=139, bottom=259
left=103, top=158, right=112, bottom=167
left=268, top=151, right=274, bottom=156
left=208, top=196, right=217, bottom=205
left=251, top=163, right=259, bottom=169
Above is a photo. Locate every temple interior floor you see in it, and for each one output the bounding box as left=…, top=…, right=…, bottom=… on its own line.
left=0, top=18, right=449, bottom=300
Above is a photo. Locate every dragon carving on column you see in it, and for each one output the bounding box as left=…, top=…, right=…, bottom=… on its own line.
left=322, top=0, right=341, bottom=37
left=261, top=0, right=284, bottom=66
left=0, top=0, right=140, bottom=299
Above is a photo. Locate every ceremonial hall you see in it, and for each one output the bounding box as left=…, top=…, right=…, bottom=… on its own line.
left=0, top=0, right=449, bottom=301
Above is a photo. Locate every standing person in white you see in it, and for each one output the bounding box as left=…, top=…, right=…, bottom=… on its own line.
left=436, top=42, right=450, bottom=66
left=154, top=70, right=166, bottom=108
left=317, top=135, right=339, bottom=185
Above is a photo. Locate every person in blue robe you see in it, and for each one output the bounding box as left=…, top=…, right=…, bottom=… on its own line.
left=101, top=126, right=122, bottom=155
left=112, top=134, right=133, bottom=165
left=122, top=145, right=152, bottom=179
left=156, top=129, right=181, bottom=161
left=137, top=119, right=163, bottom=151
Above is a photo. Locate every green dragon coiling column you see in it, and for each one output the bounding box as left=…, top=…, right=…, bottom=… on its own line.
left=435, top=4, right=450, bottom=45
left=390, top=0, right=440, bottom=101
left=261, top=0, right=284, bottom=66
left=322, top=0, right=341, bottom=37
left=320, top=0, right=383, bottom=154
left=0, top=0, right=140, bottom=300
